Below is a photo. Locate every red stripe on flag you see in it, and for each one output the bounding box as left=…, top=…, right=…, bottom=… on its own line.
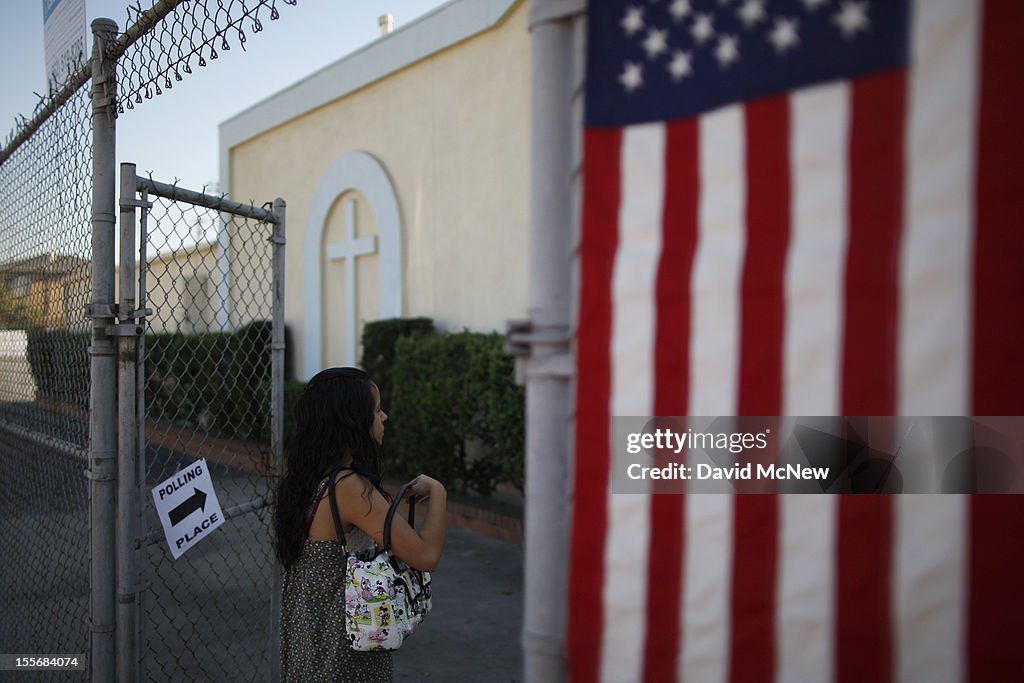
left=842, top=70, right=907, bottom=416
left=835, top=496, right=893, bottom=683
left=835, top=70, right=905, bottom=683
left=642, top=119, right=699, bottom=682
left=972, top=0, right=1024, bottom=415
left=652, top=108, right=699, bottom=416
left=569, top=128, right=621, bottom=683
left=729, top=496, right=779, bottom=683
left=969, top=6, right=1024, bottom=676
left=728, top=96, right=788, bottom=683
left=968, top=496, right=1024, bottom=681
left=737, top=95, right=790, bottom=417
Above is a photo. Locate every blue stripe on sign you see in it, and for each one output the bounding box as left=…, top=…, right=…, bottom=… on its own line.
left=43, top=0, right=63, bottom=24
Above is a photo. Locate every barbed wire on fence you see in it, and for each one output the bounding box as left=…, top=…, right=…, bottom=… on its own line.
left=113, top=0, right=298, bottom=113
left=1, top=0, right=298, bottom=166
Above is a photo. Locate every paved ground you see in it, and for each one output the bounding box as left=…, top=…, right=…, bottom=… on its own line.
left=393, top=527, right=524, bottom=683
left=1, top=402, right=526, bottom=682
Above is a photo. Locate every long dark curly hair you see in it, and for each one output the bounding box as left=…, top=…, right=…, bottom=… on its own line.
left=273, top=367, right=389, bottom=569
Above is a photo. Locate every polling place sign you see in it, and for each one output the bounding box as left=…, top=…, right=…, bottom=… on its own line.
left=151, top=459, right=225, bottom=559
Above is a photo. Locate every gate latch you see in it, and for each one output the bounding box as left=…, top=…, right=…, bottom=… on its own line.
left=106, top=323, right=144, bottom=337
left=119, top=196, right=153, bottom=210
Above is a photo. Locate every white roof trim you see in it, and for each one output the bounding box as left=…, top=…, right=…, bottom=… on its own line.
left=218, top=0, right=519, bottom=170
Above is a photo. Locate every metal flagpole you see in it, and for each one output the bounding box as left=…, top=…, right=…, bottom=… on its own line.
left=510, top=1, right=586, bottom=680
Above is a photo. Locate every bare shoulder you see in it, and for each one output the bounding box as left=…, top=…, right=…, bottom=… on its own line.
left=333, top=471, right=385, bottom=520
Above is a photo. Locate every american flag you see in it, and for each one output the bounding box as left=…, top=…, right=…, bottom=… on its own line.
left=571, top=1, right=1023, bottom=681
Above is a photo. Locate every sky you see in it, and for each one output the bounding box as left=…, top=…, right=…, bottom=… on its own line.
left=0, top=0, right=450, bottom=193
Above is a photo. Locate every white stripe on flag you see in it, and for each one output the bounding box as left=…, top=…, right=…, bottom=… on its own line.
left=894, top=495, right=967, bottom=683
left=776, top=494, right=838, bottom=683
left=599, top=493, right=651, bottom=683
left=690, top=104, right=746, bottom=416
left=785, top=82, right=850, bottom=416
left=899, top=0, right=978, bottom=415
left=679, top=494, right=734, bottom=683
left=600, top=123, right=664, bottom=683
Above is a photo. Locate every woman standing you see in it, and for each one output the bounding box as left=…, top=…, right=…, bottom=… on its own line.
left=274, top=367, right=447, bottom=682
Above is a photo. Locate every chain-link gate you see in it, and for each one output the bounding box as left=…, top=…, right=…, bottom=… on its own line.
left=118, top=164, right=285, bottom=681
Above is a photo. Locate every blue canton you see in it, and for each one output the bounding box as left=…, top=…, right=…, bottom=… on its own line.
left=586, top=0, right=910, bottom=127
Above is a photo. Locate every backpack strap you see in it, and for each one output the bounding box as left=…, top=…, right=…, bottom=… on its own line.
left=326, top=469, right=351, bottom=550
left=383, top=483, right=417, bottom=552
left=327, top=470, right=417, bottom=553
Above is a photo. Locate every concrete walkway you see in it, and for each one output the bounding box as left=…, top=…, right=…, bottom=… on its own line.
left=393, top=527, right=524, bottom=682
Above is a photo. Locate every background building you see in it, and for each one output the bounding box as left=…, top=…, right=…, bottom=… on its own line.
left=219, top=0, right=529, bottom=378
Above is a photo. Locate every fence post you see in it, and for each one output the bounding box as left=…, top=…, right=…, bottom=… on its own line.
left=117, top=162, right=143, bottom=682
left=135, top=185, right=151, bottom=682
left=87, top=17, right=120, bottom=683
left=269, top=197, right=287, bottom=682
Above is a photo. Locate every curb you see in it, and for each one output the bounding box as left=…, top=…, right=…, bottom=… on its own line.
left=445, top=497, right=523, bottom=546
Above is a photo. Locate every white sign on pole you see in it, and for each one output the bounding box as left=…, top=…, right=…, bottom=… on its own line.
left=151, top=458, right=225, bottom=560
left=42, top=0, right=88, bottom=91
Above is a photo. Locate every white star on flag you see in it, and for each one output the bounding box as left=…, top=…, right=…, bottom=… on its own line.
left=643, top=28, right=669, bottom=59
left=834, top=1, right=870, bottom=39
left=738, top=0, right=767, bottom=29
left=715, top=34, right=740, bottom=67
left=621, top=6, right=645, bottom=37
left=802, top=0, right=830, bottom=11
left=769, top=17, right=800, bottom=53
left=692, top=12, right=715, bottom=44
left=669, top=0, right=692, bottom=22
left=667, top=49, right=694, bottom=81
left=619, top=61, right=644, bottom=91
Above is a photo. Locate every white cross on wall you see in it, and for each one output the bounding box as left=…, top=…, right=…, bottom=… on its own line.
left=325, top=198, right=377, bottom=366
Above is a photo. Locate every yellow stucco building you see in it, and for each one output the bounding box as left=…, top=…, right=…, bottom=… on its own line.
left=219, top=0, right=529, bottom=379
left=143, top=241, right=219, bottom=335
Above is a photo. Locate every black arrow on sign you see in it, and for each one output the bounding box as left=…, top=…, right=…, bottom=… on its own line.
left=169, top=488, right=207, bottom=526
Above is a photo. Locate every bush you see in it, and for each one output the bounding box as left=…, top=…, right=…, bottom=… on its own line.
left=388, top=330, right=523, bottom=496
left=233, top=319, right=295, bottom=382
left=259, top=378, right=307, bottom=458
left=146, top=331, right=237, bottom=431
left=360, top=317, right=435, bottom=410
left=280, top=379, right=306, bottom=456
left=26, top=329, right=90, bottom=406
left=145, top=320, right=292, bottom=440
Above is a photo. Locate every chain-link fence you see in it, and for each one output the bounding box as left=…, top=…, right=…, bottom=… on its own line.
left=0, top=80, right=93, bottom=683
left=0, top=1, right=294, bottom=680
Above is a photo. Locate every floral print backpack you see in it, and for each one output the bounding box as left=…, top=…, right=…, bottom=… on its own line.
left=327, top=472, right=432, bottom=651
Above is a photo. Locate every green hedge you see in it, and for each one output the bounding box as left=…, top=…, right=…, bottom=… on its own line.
left=25, top=320, right=293, bottom=425
left=386, top=329, right=524, bottom=496
left=262, top=378, right=306, bottom=457
left=146, top=331, right=238, bottom=432
left=26, top=329, right=90, bottom=406
left=145, top=320, right=291, bottom=439
left=360, top=317, right=435, bottom=411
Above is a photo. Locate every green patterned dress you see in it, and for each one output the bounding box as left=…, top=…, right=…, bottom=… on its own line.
left=281, top=481, right=392, bottom=682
